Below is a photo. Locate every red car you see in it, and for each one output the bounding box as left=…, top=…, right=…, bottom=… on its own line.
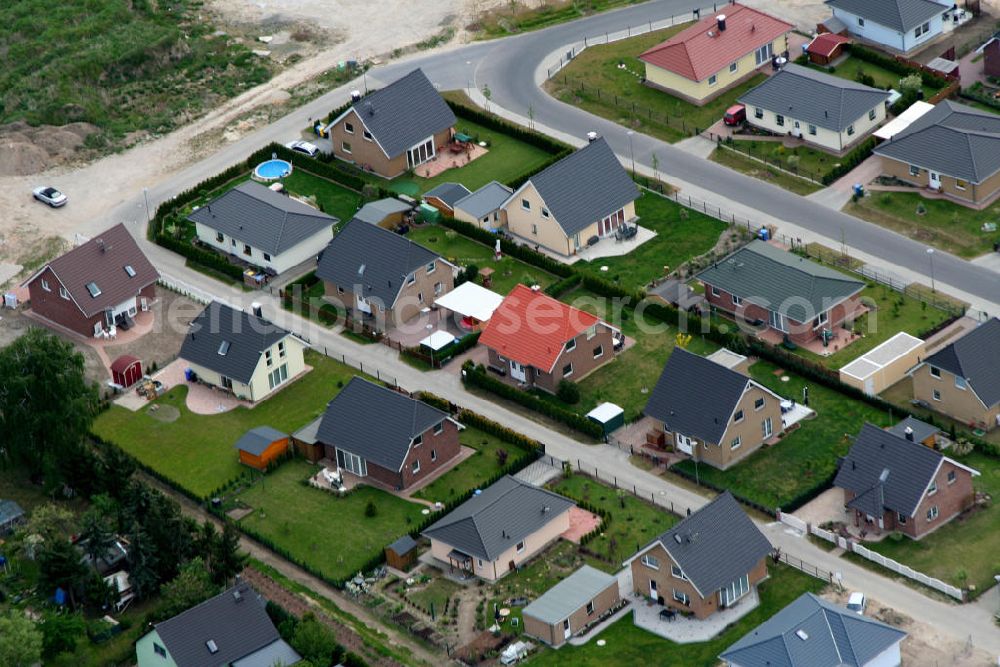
left=723, top=104, right=746, bottom=126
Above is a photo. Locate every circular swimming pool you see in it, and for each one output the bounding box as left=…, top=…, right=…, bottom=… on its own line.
left=254, top=159, right=293, bottom=181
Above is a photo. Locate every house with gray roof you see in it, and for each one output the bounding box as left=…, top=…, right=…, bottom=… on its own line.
left=454, top=180, right=513, bottom=229
left=316, top=219, right=455, bottom=330
left=423, top=476, right=576, bottom=581
left=834, top=422, right=979, bottom=539
left=179, top=301, right=307, bottom=403
left=317, top=377, right=462, bottom=491
left=628, top=492, right=772, bottom=620
left=874, top=101, right=1000, bottom=206
left=825, top=0, right=954, bottom=54
left=353, top=197, right=413, bottom=229
left=522, top=565, right=621, bottom=646
left=697, top=240, right=865, bottom=345
left=739, top=64, right=890, bottom=153
left=720, top=592, right=907, bottom=667
left=909, top=317, right=1000, bottom=430
left=327, top=68, right=456, bottom=178
left=424, top=182, right=471, bottom=215
left=189, top=181, right=337, bottom=275
left=499, top=137, right=640, bottom=258
left=136, top=582, right=301, bottom=667
left=644, top=348, right=785, bottom=470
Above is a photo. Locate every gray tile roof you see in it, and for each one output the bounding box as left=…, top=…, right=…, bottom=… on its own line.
left=231, top=639, right=301, bottom=667
left=520, top=137, right=640, bottom=237
left=647, top=492, right=772, bottom=598
left=387, top=534, right=418, bottom=555
left=188, top=181, right=336, bottom=257
left=292, top=416, right=323, bottom=445
left=720, top=592, right=907, bottom=667
left=234, top=426, right=288, bottom=456
left=154, top=582, right=297, bottom=667
left=317, top=377, right=449, bottom=471
left=180, top=301, right=293, bottom=385
left=874, top=101, right=1000, bottom=183
left=739, top=64, right=890, bottom=133
left=922, top=317, right=1000, bottom=407
left=353, top=198, right=412, bottom=225
left=825, top=0, right=945, bottom=33
left=834, top=423, right=945, bottom=517
left=522, top=565, right=617, bottom=625
left=644, top=348, right=758, bottom=445
left=454, top=181, right=513, bottom=220
left=27, top=223, right=159, bottom=318
left=696, top=240, right=864, bottom=323
left=315, top=219, right=444, bottom=308
left=887, top=416, right=939, bottom=444
left=347, top=68, right=456, bottom=158
left=424, top=182, right=471, bottom=208
left=422, top=476, right=575, bottom=562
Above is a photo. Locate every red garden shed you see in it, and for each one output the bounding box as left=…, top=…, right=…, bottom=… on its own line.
left=111, top=355, right=142, bottom=388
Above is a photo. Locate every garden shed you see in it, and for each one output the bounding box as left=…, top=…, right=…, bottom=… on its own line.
left=110, top=355, right=143, bottom=388
left=839, top=332, right=925, bottom=396
left=586, top=402, right=625, bottom=436
left=235, top=426, right=290, bottom=471
left=385, top=535, right=419, bottom=572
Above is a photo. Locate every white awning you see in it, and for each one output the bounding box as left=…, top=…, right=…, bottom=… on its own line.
left=434, top=281, right=504, bottom=322
left=420, top=330, right=457, bottom=351
left=875, top=101, right=934, bottom=140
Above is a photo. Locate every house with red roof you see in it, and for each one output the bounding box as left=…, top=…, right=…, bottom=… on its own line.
left=639, top=4, right=793, bottom=105
left=478, top=284, right=620, bottom=394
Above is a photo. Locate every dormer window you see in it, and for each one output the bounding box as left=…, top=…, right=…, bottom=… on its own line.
left=124, top=265, right=136, bottom=277
left=86, top=282, right=102, bottom=298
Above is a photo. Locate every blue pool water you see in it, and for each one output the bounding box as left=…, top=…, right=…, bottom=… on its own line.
left=254, top=159, right=293, bottom=181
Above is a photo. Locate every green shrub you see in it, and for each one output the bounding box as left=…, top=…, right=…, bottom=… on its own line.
left=556, top=380, right=581, bottom=404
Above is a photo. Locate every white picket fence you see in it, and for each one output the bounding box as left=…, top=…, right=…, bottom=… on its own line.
left=851, top=543, right=964, bottom=601
left=157, top=274, right=221, bottom=306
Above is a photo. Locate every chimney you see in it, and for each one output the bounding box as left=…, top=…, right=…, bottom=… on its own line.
left=716, top=14, right=727, bottom=31
left=96, top=238, right=106, bottom=252
left=587, top=131, right=599, bottom=143
left=366, top=101, right=374, bottom=116
left=531, top=285, right=541, bottom=292
left=351, top=89, right=362, bottom=102
left=251, top=302, right=263, bottom=318
left=904, top=426, right=914, bottom=441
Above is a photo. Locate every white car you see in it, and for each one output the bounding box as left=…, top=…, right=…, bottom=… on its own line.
left=846, top=592, right=866, bottom=615
left=285, top=140, right=319, bottom=157
left=33, top=186, right=68, bottom=208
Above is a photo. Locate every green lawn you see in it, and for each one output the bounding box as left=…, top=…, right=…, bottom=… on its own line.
left=803, top=57, right=942, bottom=100
left=405, top=225, right=558, bottom=295
left=550, top=474, right=678, bottom=564
left=526, top=565, right=826, bottom=666
left=407, top=577, right=463, bottom=615
left=674, top=360, right=896, bottom=511
left=544, top=24, right=767, bottom=143
left=846, top=192, right=1000, bottom=259
left=413, top=427, right=532, bottom=504
left=92, top=351, right=359, bottom=497
left=235, top=460, right=426, bottom=582
left=282, top=168, right=365, bottom=222
left=574, top=190, right=731, bottom=292
left=868, top=451, right=1000, bottom=594
left=710, top=147, right=823, bottom=196
left=715, top=139, right=847, bottom=185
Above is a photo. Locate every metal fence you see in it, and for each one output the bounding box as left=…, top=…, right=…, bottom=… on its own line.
left=777, top=552, right=835, bottom=584
left=567, top=456, right=700, bottom=519
left=705, top=137, right=826, bottom=185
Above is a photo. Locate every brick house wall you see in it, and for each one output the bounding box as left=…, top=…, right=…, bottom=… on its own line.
left=328, top=109, right=453, bottom=179
left=881, top=155, right=1000, bottom=207
left=693, top=384, right=784, bottom=470
left=986, top=40, right=1000, bottom=78
left=630, top=544, right=768, bottom=619
left=523, top=581, right=620, bottom=647
left=27, top=268, right=156, bottom=337
left=912, top=363, right=1000, bottom=431
left=702, top=282, right=863, bottom=345
left=485, top=324, right=616, bottom=394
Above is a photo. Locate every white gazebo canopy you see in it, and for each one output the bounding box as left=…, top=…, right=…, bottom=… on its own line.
left=420, top=330, right=457, bottom=351
left=875, top=101, right=934, bottom=140
left=434, top=281, right=504, bottom=322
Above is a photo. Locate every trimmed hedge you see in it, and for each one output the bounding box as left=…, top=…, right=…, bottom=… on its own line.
left=819, top=137, right=877, bottom=185
left=437, top=215, right=574, bottom=277
left=445, top=99, right=571, bottom=155
left=844, top=43, right=950, bottom=89
left=544, top=274, right=582, bottom=298
left=461, top=361, right=604, bottom=439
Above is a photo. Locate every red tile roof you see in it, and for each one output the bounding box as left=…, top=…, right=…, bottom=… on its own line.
left=808, top=32, right=850, bottom=58
left=639, top=4, right=792, bottom=83
left=478, top=284, right=602, bottom=373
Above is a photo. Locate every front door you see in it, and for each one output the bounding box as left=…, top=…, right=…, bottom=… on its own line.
left=221, top=375, right=233, bottom=390
left=929, top=171, right=941, bottom=189
left=563, top=619, right=571, bottom=640
left=675, top=433, right=694, bottom=455
left=762, top=417, right=773, bottom=439
left=510, top=360, right=527, bottom=382
left=649, top=578, right=658, bottom=600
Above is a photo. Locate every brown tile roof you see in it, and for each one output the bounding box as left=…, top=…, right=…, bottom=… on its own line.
left=639, top=3, right=792, bottom=83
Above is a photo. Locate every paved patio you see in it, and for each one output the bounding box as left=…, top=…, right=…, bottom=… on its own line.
left=754, top=313, right=867, bottom=357
left=630, top=587, right=760, bottom=643
left=415, top=143, right=488, bottom=179
left=561, top=507, right=601, bottom=543
left=385, top=307, right=471, bottom=348
left=114, top=357, right=252, bottom=414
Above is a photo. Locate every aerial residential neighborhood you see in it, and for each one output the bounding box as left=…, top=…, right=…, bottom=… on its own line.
left=3, top=0, right=1000, bottom=666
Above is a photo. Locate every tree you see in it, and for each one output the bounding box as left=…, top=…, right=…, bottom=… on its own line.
left=78, top=506, right=116, bottom=564
left=556, top=380, right=580, bottom=405
left=290, top=614, right=338, bottom=666
left=899, top=73, right=922, bottom=95
left=0, top=611, right=43, bottom=667
left=211, top=522, right=247, bottom=586
left=37, top=538, right=89, bottom=609
left=0, top=328, right=98, bottom=483
left=161, top=557, right=219, bottom=618
left=40, top=612, right=86, bottom=657
left=125, top=521, right=160, bottom=600
left=24, top=503, right=75, bottom=541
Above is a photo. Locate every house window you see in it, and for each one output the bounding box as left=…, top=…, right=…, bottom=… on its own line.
left=337, top=449, right=367, bottom=477
left=586, top=325, right=597, bottom=340
left=531, top=224, right=538, bottom=235
left=947, top=470, right=957, bottom=484
left=243, top=244, right=252, bottom=256
left=926, top=505, right=939, bottom=521
left=708, top=74, right=718, bottom=86
left=930, top=366, right=941, bottom=379
left=412, top=460, right=421, bottom=474
left=516, top=541, right=525, bottom=553
left=345, top=121, right=354, bottom=134
left=541, top=208, right=550, bottom=218
left=407, top=273, right=416, bottom=285
left=732, top=294, right=743, bottom=306
left=933, top=389, right=941, bottom=401
left=418, top=292, right=424, bottom=304
left=434, top=282, right=444, bottom=295
left=563, top=363, right=574, bottom=378
left=363, top=129, right=373, bottom=141
left=337, top=286, right=345, bottom=295
left=231, top=238, right=237, bottom=247
left=868, top=108, right=877, bottom=121
left=413, top=434, right=423, bottom=447
left=671, top=565, right=687, bottom=580
left=593, top=344, right=604, bottom=359
left=426, top=261, right=436, bottom=274
left=814, top=311, right=829, bottom=327
left=278, top=341, right=286, bottom=358
left=847, top=124, right=855, bottom=136
left=263, top=253, right=271, bottom=262
left=754, top=107, right=763, bottom=120
left=808, top=124, right=817, bottom=135
left=434, top=422, right=443, bottom=435
left=776, top=114, right=785, bottom=127
left=60, top=286, right=70, bottom=300
left=754, top=42, right=773, bottom=66
left=265, top=349, right=273, bottom=367
left=955, top=375, right=967, bottom=390
left=672, top=589, right=690, bottom=606
left=916, top=21, right=930, bottom=37
left=93, top=321, right=103, bottom=336
left=267, top=364, right=288, bottom=390
left=762, top=417, right=773, bottom=438
left=927, top=481, right=937, bottom=495
left=956, top=179, right=967, bottom=191
left=641, top=554, right=659, bottom=569
left=733, top=409, right=744, bottom=423
left=154, top=643, right=167, bottom=658
left=521, top=199, right=531, bottom=211
left=342, top=141, right=352, bottom=154
left=858, top=17, right=865, bottom=26
left=565, top=338, right=576, bottom=352
left=216, top=231, right=224, bottom=243
left=40, top=278, right=50, bottom=292
left=586, top=601, right=595, bottom=615
left=731, top=436, right=742, bottom=449
left=730, top=62, right=738, bottom=73
left=897, top=512, right=907, bottom=525
left=754, top=397, right=765, bottom=411
left=710, top=286, right=720, bottom=297
left=431, top=449, right=437, bottom=462
left=719, top=574, right=750, bottom=606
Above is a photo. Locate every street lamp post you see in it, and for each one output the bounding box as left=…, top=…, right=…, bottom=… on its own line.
left=926, top=247, right=936, bottom=293
left=142, top=187, right=151, bottom=224
left=626, top=130, right=635, bottom=176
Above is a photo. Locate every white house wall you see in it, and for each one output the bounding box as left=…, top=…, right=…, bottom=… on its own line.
left=745, top=102, right=885, bottom=152
left=195, top=222, right=334, bottom=275
left=833, top=8, right=945, bottom=53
